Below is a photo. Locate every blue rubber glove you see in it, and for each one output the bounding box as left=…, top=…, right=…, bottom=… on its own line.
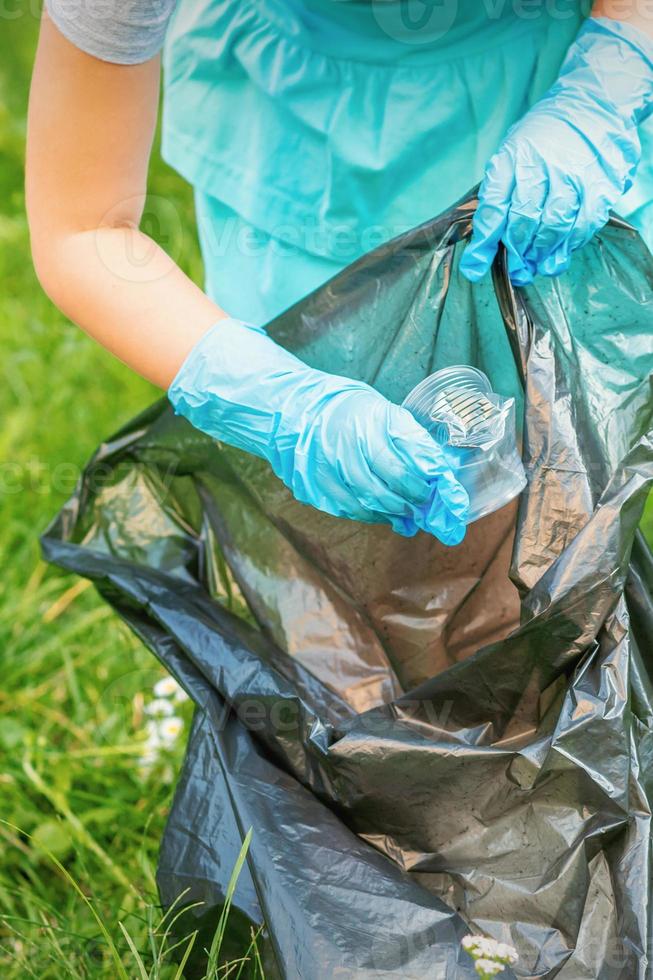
left=460, top=17, right=653, bottom=285
left=169, top=318, right=469, bottom=543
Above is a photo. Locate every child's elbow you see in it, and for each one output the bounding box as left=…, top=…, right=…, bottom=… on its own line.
left=27, top=215, right=80, bottom=318
left=28, top=210, right=63, bottom=306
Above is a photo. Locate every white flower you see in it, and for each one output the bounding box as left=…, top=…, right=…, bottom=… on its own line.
left=479, top=939, right=500, bottom=959
left=144, top=716, right=183, bottom=746
left=139, top=744, right=159, bottom=768
left=144, top=698, right=174, bottom=718
left=464, top=936, right=498, bottom=958
left=157, top=716, right=184, bottom=744
left=144, top=719, right=164, bottom=742
left=139, top=715, right=184, bottom=769
left=139, top=723, right=164, bottom=769
left=475, top=959, right=504, bottom=977
left=494, top=943, right=518, bottom=965
left=462, top=935, right=518, bottom=971
left=153, top=676, right=181, bottom=699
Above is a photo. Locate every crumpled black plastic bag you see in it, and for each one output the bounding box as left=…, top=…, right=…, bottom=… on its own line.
left=42, top=191, right=653, bottom=979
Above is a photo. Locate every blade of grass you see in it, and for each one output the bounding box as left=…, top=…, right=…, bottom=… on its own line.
left=118, top=921, right=149, bottom=980
left=0, top=912, right=104, bottom=946
left=252, top=929, right=265, bottom=980
left=172, top=930, right=198, bottom=980
left=2, top=821, right=129, bottom=980
left=157, top=898, right=205, bottom=968
left=204, top=829, right=252, bottom=979
left=1, top=691, right=88, bottom=742
left=234, top=926, right=264, bottom=980
left=38, top=908, right=68, bottom=964
left=0, top=941, right=41, bottom=979
left=42, top=578, right=92, bottom=623
left=21, top=758, right=137, bottom=895
left=222, top=957, right=250, bottom=978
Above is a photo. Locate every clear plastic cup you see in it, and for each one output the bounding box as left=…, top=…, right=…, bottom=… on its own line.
left=402, top=366, right=527, bottom=523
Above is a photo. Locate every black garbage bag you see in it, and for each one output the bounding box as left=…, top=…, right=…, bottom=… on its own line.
left=42, top=191, right=653, bottom=979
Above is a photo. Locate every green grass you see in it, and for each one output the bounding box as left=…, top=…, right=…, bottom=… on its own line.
left=0, top=7, right=262, bottom=977
left=0, top=5, right=651, bottom=978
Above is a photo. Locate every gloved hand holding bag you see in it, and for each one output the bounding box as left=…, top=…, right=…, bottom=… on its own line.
left=461, top=17, right=653, bottom=285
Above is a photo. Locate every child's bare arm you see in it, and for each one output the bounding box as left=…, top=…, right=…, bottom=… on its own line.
left=26, top=12, right=224, bottom=389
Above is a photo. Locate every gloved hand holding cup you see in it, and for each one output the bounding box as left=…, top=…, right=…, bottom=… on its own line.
left=402, top=366, right=526, bottom=524
left=169, top=318, right=469, bottom=545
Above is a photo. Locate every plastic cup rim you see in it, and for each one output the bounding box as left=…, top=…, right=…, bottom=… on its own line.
left=401, top=365, right=493, bottom=420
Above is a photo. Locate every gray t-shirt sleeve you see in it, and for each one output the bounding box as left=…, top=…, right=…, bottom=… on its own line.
left=45, top=0, right=178, bottom=64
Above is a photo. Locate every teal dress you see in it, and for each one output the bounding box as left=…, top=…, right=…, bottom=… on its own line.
left=162, top=0, right=653, bottom=325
